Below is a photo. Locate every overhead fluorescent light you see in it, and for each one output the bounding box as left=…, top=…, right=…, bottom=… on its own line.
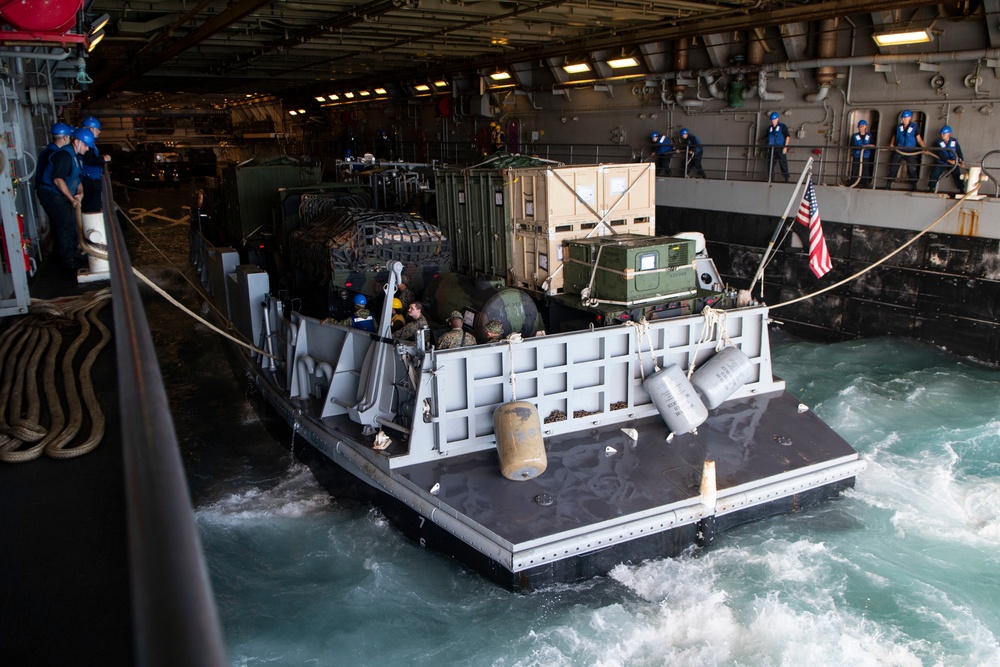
left=289, top=110, right=298, bottom=116
left=374, top=88, right=387, bottom=95
left=315, top=96, right=326, bottom=102
left=297, top=109, right=306, bottom=114
left=563, top=62, right=591, bottom=74
left=414, top=84, right=430, bottom=92
left=359, top=90, right=370, bottom=96
left=434, top=80, right=448, bottom=88
left=329, top=94, right=339, bottom=100
left=873, top=29, right=932, bottom=47
left=344, top=92, right=354, bottom=98
left=490, top=71, right=511, bottom=81
left=607, top=57, right=638, bottom=69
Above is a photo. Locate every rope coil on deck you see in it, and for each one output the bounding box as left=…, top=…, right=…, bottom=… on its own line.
left=0, top=290, right=112, bottom=463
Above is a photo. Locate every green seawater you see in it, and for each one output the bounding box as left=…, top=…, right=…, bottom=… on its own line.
left=195, top=335, right=1000, bottom=666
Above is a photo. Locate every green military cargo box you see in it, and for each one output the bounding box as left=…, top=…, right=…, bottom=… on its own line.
left=562, top=234, right=698, bottom=304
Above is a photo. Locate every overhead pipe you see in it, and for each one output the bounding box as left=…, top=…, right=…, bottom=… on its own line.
left=671, top=38, right=704, bottom=107
left=806, top=18, right=838, bottom=103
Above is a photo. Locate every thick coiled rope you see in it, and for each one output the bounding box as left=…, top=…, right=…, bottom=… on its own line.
left=0, top=290, right=112, bottom=463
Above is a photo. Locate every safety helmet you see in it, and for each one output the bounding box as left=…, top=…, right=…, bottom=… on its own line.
left=51, top=122, right=73, bottom=137
left=71, top=128, right=95, bottom=148
left=941, top=125, right=952, bottom=134
left=82, top=117, right=101, bottom=130
left=769, top=112, right=780, bottom=120
left=353, top=294, right=367, bottom=306
left=447, top=311, right=463, bottom=322
left=392, top=298, right=402, bottom=309
left=650, top=131, right=660, bottom=141
left=857, top=120, right=868, bottom=126
left=901, top=110, right=913, bottom=119
left=679, top=128, right=689, bottom=136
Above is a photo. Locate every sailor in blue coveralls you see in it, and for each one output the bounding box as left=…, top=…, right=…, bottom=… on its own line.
left=36, top=128, right=94, bottom=270
left=650, top=131, right=673, bottom=177
left=885, top=110, right=925, bottom=190
left=78, top=117, right=107, bottom=214
left=679, top=128, right=707, bottom=178
left=928, top=126, right=965, bottom=193
left=35, top=122, right=74, bottom=196
left=849, top=120, right=873, bottom=187
left=765, top=112, right=790, bottom=182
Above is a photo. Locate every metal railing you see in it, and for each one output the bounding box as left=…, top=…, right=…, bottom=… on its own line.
left=104, top=174, right=229, bottom=667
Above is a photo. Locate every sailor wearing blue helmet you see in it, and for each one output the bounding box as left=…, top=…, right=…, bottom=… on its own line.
left=678, top=128, right=707, bottom=179
left=928, top=125, right=965, bottom=193
left=849, top=119, right=874, bottom=187
left=35, top=123, right=75, bottom=195
left=765, top=111, right=790, bottom=182
left=885, top=109, right=925, bottom=190
left=650, top=131, right=673, bottom=177
left=36, top=128, right=93, bottom=271
left=79, top=116, right=108, bottom=214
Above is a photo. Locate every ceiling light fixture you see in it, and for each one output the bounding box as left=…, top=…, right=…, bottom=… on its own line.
left=607, top=57, right=638, bottom=69
left=315, top=96, right=326, bottom=102
left=90, top=13, right=111, bottom=34
left=359, top=90, right=370, bottom=96
left=344, top=92, right=355, bottom=98
left=490, top=71, right=511, bottom=81
left=873, top=29, right=933, bottom=47
left=329, top=94, right=339, bottom=100
left=289, top=110, right=298, bottom=116
left=414, top=84, right=430, bottom=92
left=563, top=62, right=591, bottom=74
left=87, top=30, right=105, bottom=52
left=297, top=109, right=306, bottom=114
left=434, top=80, right=448, bottom=88
left=374, top=88, right=387, bottom=95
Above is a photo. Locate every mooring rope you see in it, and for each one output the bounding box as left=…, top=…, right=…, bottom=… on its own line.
left=770, top=190, right=976, bottom=310
left=0, top=290, right=112, bottom=463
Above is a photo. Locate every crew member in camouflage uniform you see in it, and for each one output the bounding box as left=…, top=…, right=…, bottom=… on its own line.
left=393, top=301, right=428, bottom=342
left=437, top=311, right=476, bottom=349
left=480, top=320, right=505, bottom=344
left=340, top=294, right=377, bottom=331
left=396, top=277, right=415, bottom=309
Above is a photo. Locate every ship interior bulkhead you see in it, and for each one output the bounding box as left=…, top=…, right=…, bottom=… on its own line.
left=0, top=1, right=997, bottom=664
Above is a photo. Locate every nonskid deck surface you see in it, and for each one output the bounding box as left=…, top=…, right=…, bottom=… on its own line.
left=392, top=389, right=858, bottom=546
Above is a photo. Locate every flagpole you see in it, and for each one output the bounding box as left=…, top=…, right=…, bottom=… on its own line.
left=748, top=156, right=815, bottom=297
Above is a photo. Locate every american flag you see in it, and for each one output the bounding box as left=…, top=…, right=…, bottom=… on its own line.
left=795, top=180, right=832, bottom=278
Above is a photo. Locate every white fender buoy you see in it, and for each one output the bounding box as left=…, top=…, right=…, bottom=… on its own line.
left=691, top=346, right=755, bottom=409
left=643, top=364, right=708, bottom=435
left=493, top=401, right=547, bottom=480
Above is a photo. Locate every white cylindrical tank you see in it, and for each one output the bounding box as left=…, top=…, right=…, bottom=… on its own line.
left=643, top=363, right=708, bottom=434
left=673, top=231, right=707, bottom=256
left=81, top=212, right=109, bottom=274
left=691, top=345, right=756, bottom=409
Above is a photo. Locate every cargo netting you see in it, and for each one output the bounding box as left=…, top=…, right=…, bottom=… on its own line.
left=288, top=208, right=450, bottom=283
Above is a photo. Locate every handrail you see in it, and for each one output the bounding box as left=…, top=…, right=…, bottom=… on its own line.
left=104, top=174, right=229, bottom=667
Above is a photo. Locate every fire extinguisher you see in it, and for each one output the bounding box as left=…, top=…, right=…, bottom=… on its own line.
left=2, top=213, right=34, bottom=276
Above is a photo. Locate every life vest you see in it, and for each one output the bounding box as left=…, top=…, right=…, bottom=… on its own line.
left=351, top=314, right=376, bottom=332
left=81, top=145, right=103, bottom=180
left=38, top=144, right=81, bottom=195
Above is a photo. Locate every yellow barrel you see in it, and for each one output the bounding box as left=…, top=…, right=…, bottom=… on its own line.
left=493, top=401, right=547, bottom=481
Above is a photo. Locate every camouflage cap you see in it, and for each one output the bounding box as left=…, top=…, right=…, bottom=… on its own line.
left=355, top=309, right=371, bottom=318
left=485, top=320, right=504, bottom=335
left=447, top=311, right=464, bottom=322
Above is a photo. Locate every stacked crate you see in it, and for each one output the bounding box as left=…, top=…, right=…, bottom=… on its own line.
left=435, top=161, right=655, bottom=294
left=508, top=163, right=655, bottom=294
